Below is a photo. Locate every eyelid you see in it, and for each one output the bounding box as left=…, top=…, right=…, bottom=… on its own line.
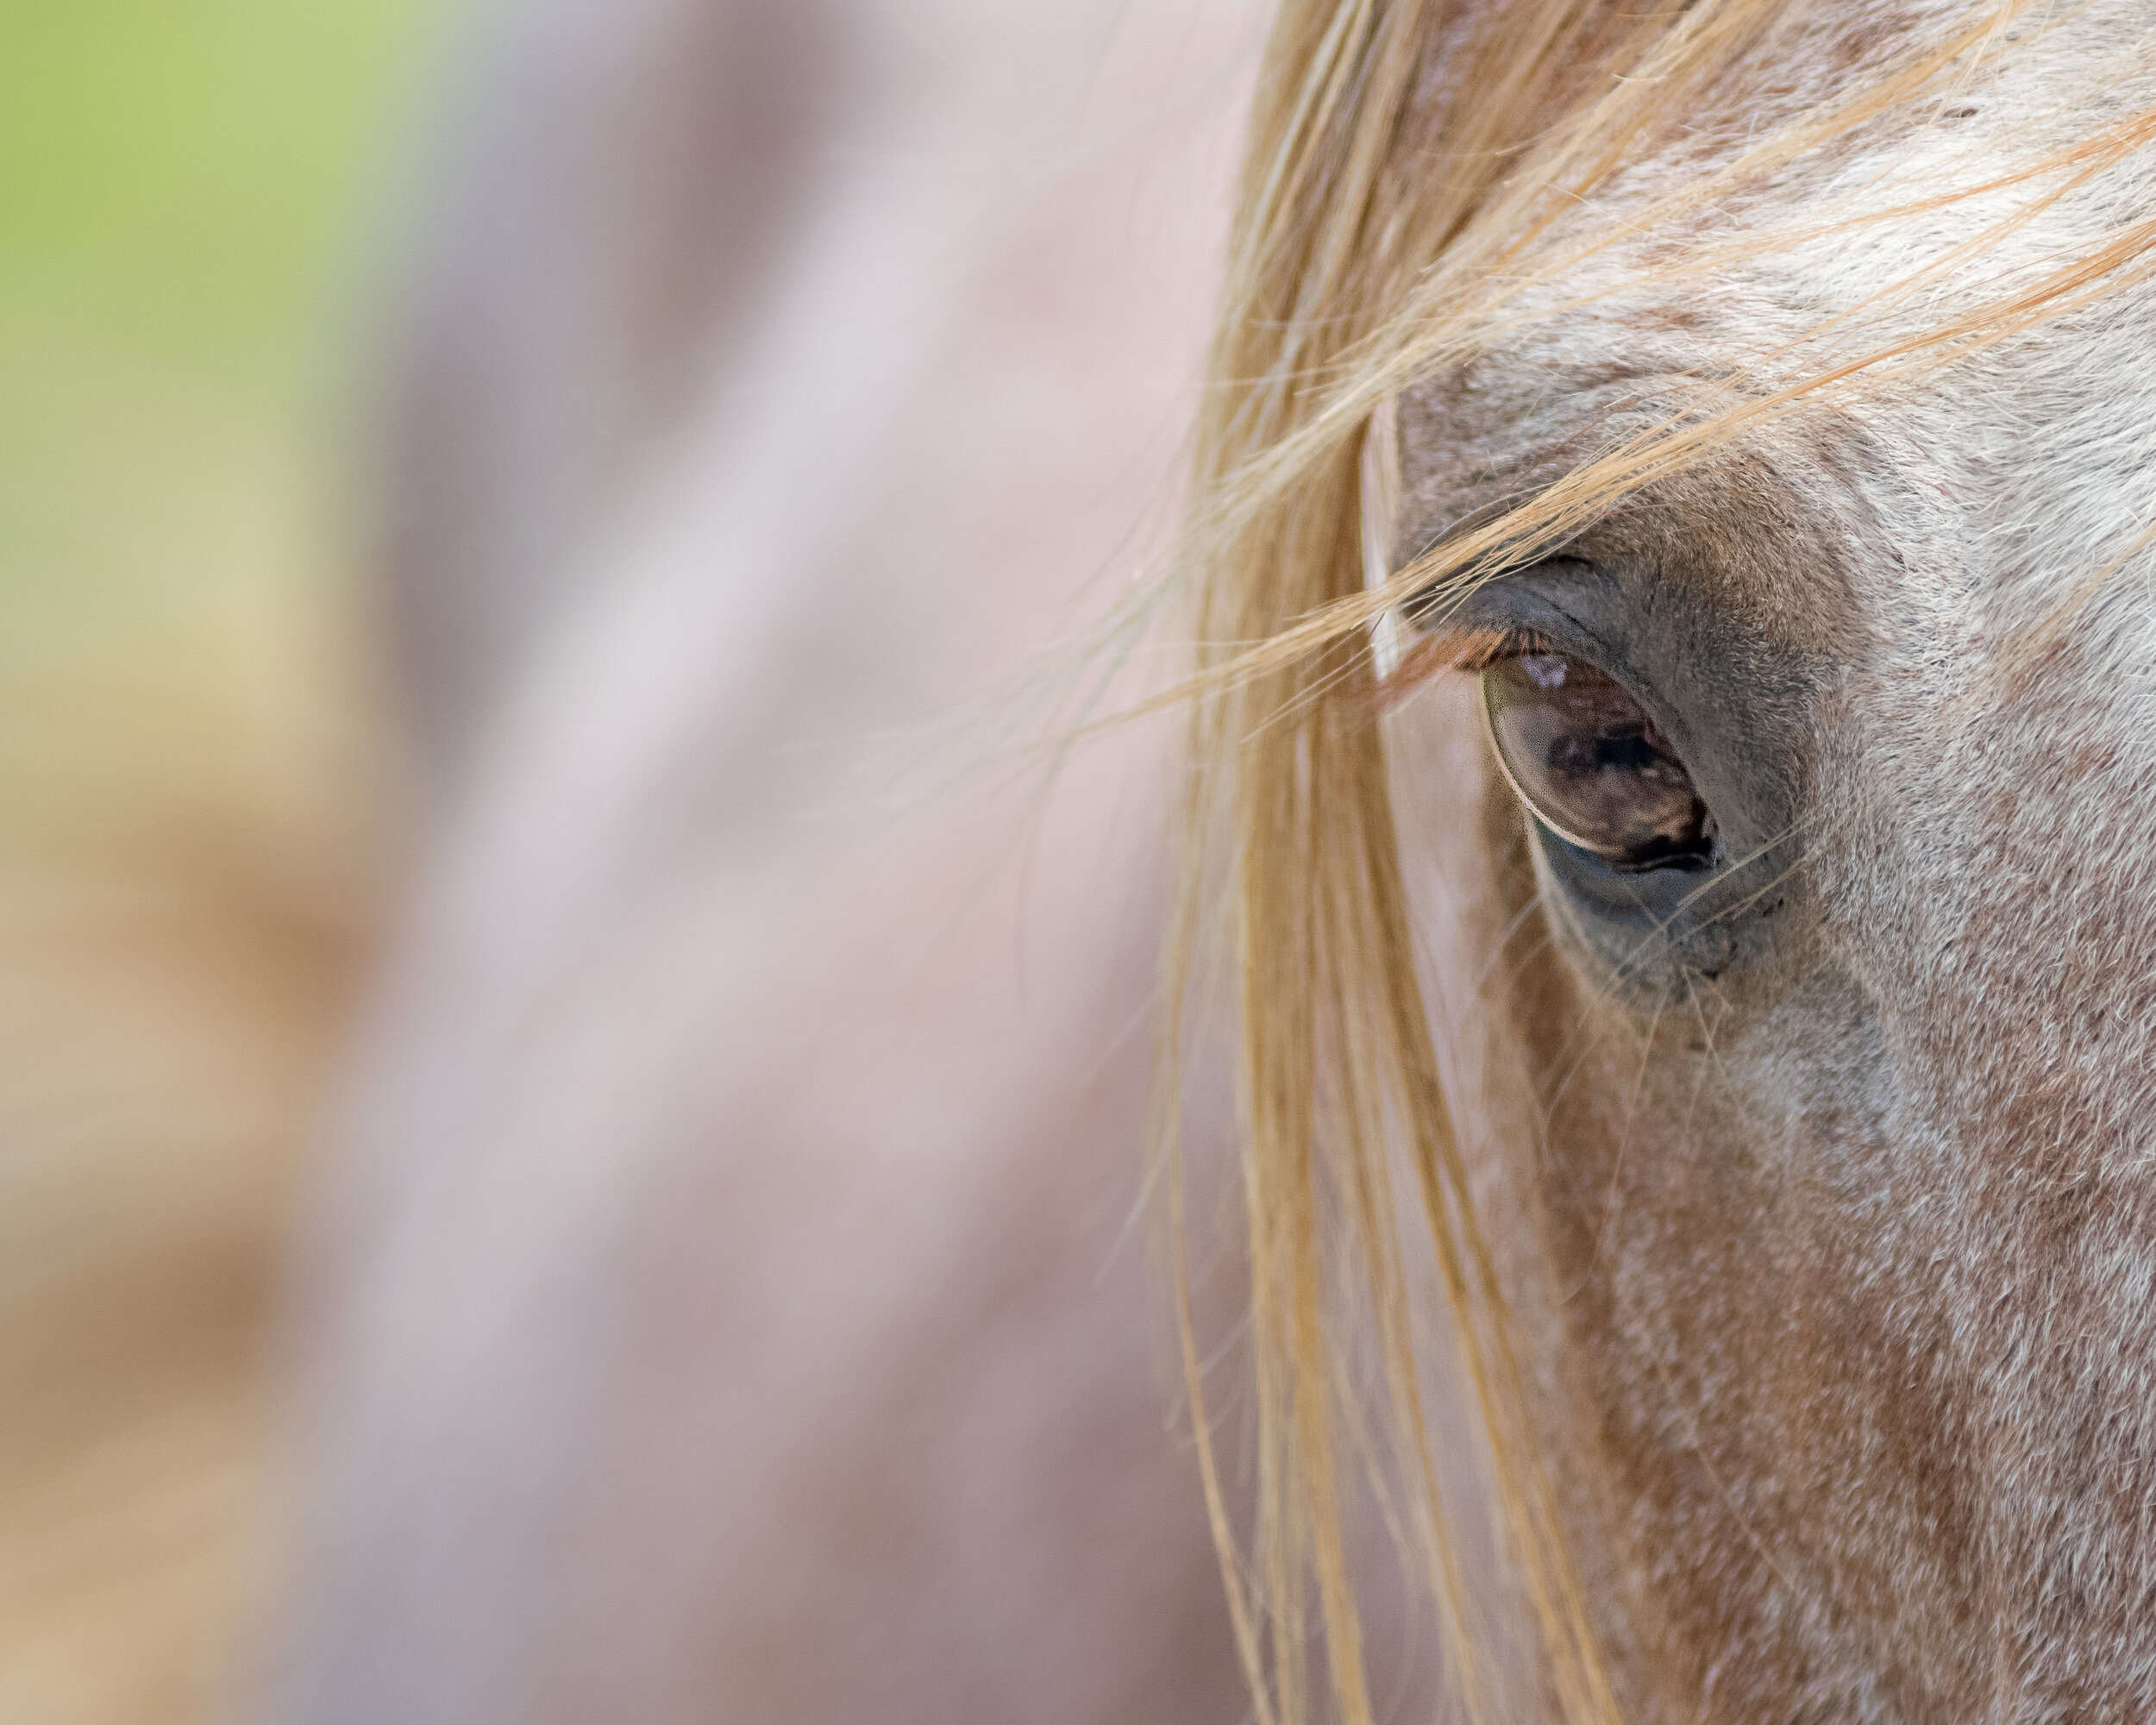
left=1369, top=624, right=1557, bottom=711
left=1444, top=626, right=1557, bottom=674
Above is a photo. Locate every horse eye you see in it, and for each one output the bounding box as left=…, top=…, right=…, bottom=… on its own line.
left=1482, top=653, right=1717, bottom=872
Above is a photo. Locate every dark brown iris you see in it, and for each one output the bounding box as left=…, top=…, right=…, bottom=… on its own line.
left=1482, top=652, right=1715, bottom=871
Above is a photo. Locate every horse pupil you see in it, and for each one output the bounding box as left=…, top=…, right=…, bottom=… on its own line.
left=1546, top=729, right=1657, bottom=780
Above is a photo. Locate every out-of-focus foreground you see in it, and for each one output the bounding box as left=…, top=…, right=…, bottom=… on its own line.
left=0, top=4, right=440, bottom=1718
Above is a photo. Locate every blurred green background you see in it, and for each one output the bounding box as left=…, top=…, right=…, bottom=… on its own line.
left=1, top=0, right=439, bottom=385
left=0, top=4, right=453, bottom=1721
left=0, top=0, right=447, bottom=667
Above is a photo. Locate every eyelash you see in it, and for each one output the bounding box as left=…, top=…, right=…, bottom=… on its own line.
left=1445, top=626, right=1557, bottom=674
left=1372, top=623, right=1557, bottom=702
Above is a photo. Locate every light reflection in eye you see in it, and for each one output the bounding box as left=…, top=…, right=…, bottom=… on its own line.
left=1481, top=652, right=1717, bottom=871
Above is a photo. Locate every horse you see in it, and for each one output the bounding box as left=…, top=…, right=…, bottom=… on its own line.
left=269, top=0, right=2156, bottom=1720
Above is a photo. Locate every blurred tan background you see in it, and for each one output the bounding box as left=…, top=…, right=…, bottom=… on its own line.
left=0, top=3, right=446, bottom=1717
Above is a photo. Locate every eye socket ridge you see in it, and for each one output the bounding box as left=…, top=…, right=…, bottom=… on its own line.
left=1474, top=636, right=1720, bottom=875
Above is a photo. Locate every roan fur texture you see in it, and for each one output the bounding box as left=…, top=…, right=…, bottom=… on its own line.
left=1212, top=0, right=2156, bottom=1716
